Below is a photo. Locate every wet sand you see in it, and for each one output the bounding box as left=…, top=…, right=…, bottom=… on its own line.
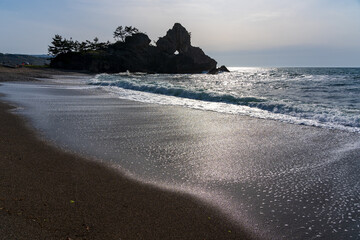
left=1, top=67, right=360, bottom=239
left=0, top=68, right=251, bottom=239
left=0, top=65, right=88, bottom=82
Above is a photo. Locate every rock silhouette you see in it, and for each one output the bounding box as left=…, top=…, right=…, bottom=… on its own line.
left=50, top=23, right=224, bottom=74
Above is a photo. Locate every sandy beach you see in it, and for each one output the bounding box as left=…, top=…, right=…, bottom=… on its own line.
left=0, top=67, right=251, bottom=240
left=0, top=65, right=89, bottom=82
left=1, top=66, right=360, bottom=240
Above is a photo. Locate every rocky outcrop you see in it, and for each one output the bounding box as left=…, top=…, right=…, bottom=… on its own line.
left=154, top=23, right=217, bottom=73
left=50, top=23, right=222, bottom=74
left=208, top=65, right=230, bottom=74
left=157, top=23, right=191, bottom=54
left=125, top=33, right=151, bottom=50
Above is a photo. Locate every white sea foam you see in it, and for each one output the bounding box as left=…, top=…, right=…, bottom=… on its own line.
left=88, top=67, right=360, bottom=132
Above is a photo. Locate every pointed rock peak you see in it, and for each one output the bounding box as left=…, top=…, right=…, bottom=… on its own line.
left=156, top=23, right=191, bottom=54
left=172, top=23, right=188, bottom=32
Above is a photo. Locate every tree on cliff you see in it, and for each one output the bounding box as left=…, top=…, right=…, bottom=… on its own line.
left=48, top=35, right=110, bottom=56
left=87, top=37, right=110, bottom=51
left=113, top=26, right=139, bottom=42
left=48, top=35, right=82, bottom=56
left=48, top=35, right=69, bottom=56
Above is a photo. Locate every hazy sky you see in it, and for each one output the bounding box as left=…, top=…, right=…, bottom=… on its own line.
left=1, top=0, right=359, bottom=66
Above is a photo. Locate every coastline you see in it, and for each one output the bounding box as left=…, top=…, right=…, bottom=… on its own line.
left=0, top=68, right=251, bottom=239
left=0, top=65, right=89, bottom=82
left=1, top=67, right=360, bottom=239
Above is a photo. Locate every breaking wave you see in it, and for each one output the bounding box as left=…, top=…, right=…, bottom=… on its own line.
left=88, top=68, right=360, bottom=132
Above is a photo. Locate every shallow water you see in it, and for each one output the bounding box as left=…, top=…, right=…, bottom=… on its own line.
left=1, top=79, right=360, bottom=239
left=89, top=67, right=360, bottom=133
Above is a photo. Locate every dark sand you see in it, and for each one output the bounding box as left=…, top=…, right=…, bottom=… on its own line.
left=0, top=67, right=251, bottom=239
left=0, top=65, right=89, bottom=82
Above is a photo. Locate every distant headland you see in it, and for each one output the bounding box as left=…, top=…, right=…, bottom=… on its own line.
left=49, top=23, right=229, bottom=74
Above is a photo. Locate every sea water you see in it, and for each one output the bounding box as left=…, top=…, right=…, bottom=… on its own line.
left=89, top=67, right=360, bottom=133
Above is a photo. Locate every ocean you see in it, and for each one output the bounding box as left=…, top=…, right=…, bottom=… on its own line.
left=89, top=67, right=360, bottom=133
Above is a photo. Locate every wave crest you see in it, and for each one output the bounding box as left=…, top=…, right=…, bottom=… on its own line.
left=88, top=70, right=360, bottom=132
left=89, top=79, right=266, bottom=106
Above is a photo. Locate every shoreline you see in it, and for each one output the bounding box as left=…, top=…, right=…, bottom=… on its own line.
left=0, top=65, right=90, bottom=82
left=2, top=67, right=360, bottom=239
left=0, top=101, right=250, bottom=240
left=0, top=67, right=252, bottom=239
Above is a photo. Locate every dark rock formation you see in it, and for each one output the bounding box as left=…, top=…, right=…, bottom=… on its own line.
left=157, top=23, right=191, bottom=54
left=125, top=33, right=152, bottom=51
left=208, top=65, right=230, bottom=74
left=50, top=23, right=222, bottom=74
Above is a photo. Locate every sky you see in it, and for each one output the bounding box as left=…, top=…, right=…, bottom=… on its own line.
left=1, top=0, right=359, bottom=67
